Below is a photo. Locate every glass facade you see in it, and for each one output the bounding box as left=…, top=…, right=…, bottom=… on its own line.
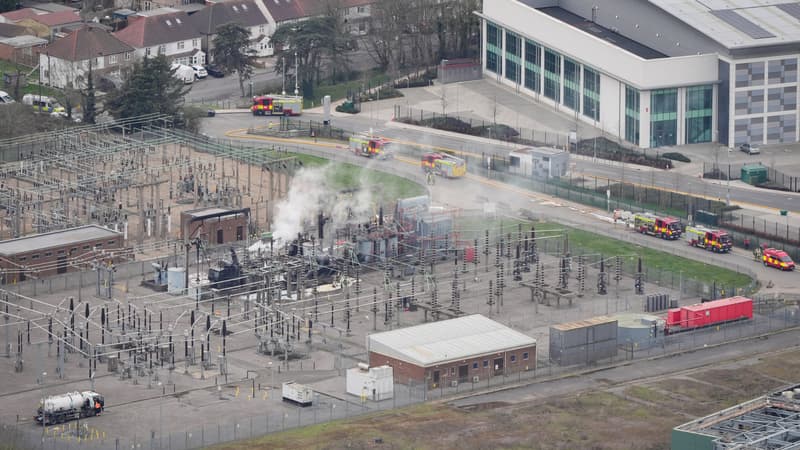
left=685, top=85, right=713, bottom=144
left=486, top=22, right=502, bottom=75
left=625, top=85, right=640, bottom=145
left=524, top=39, right=541, bottom=93
left=505, top=31, right=521, bottom=83
left=563, top=58, right=580, bottom=111
left=544, top=49, right=560, bottom=102
left=650, top=88, right=678, bottom=147
left=583, top=67, right=600, bottom=120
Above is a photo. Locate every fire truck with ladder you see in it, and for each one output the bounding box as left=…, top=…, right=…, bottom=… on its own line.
left=251, top=95, right=302, bottom=116
left=421, top=153, right=466, bottom=178
left=685, top=225, right=732, bottom=253
left=633, top=213, right=682, bottom=240
left=349, top=135, right=391, bottom=159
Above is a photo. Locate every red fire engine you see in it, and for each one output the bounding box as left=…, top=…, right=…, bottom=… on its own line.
left=250, top=96, right=302, bottom=116
left=685, top=226, right=733, bottom=253
left=633, top=213, right=682, bottom=240
left=762, top=248, right=795, bottom=270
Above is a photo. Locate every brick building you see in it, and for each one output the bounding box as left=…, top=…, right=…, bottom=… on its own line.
left=0, top=225, right=123, bottom=282
left=367, top=314, right=537, bottom=388
left=180, top=207, right=249, bottom=244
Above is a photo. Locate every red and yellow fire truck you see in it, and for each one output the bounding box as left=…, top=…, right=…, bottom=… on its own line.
left=685, top=226, right=733, bottom=253
left=250, top=95, right=302, bottom=116
left=350, top=135, right=391, bottom=159
left=633, top=213, right=682, bottom=240
left=762, top=248, right=795, bottom=270
left=421, top=153, right=466, bottom=178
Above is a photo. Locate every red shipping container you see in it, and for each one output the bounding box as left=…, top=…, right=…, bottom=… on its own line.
left=666, top=308, right=682, bottom=328
left=679, top=296, right=752, bottom=331
left=464, top=246, right=476, bottom=263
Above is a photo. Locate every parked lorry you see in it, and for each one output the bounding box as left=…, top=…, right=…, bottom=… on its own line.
left=251, top=95, right=302, bottom=116
left=685, top=226, right=732, bottom=253
left=421, top=152, right=466, bottom=178
left=282, top=381, right=313, bottom=406
left=36, top=391, right=104, bottom=425
left=350, top=135, right=391, bottom=159
left=633, top=213, right=682, bottom=240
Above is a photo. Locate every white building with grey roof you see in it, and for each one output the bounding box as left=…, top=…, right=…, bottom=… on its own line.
left=479, top=0, right=800, bottom=149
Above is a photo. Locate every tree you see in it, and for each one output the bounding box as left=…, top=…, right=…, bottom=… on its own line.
left=82, top=61, right=96, bottom=124
left=104, top=55, right=189, bottom=121
left=0, top=0, right=16, bottom=14
left=211, top=23, right=256, bottom=97
left=271, top=16, right=348, bottom=100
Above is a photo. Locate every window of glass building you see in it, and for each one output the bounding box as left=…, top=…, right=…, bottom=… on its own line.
left=544, top=49, right=561, bottom=102
left=686, top=85, right=713, bottom=144
left=583, top=67, right=600, bottom=120
left=563, top=58, right=580, bottom=111
left=625, top=85, right=640, bottom=145
left=650, top=88, right=678, bottom=147
left=524, top=40, right=541, bottom=93
left=486, top=22, right=502, bottom=75
left=505, top=31, right=521, bottom=83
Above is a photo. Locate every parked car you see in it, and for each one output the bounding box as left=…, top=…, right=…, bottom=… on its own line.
left=739, top=143, right=761, bottom=155
left=191, top=64, right=207, bottom=79
left=205, top=65, right=224, bottom=78
left=22, top=94, right=65, bottom=115
left=0, top=90, right=14, bottom=104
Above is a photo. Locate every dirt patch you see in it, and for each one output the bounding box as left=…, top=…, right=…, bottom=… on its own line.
left=456, top=401, right=512, bottom=412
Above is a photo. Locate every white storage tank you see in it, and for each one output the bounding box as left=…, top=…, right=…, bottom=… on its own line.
left=167, top=267, right=186, bottom=294
left=346, top=364, right=394, bottom=401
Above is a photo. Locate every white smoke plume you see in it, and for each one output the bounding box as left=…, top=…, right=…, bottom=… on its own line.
left=270, top=163, right=376, bottom=243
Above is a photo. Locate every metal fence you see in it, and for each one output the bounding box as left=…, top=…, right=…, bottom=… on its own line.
left=5, top=298, right=797, bottom=450
left=703, top=162, right=800, bottom=192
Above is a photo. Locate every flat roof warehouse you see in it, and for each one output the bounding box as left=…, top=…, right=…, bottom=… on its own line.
left=367, top=314, right=537, bottom=367
left=0, top=225, right=121, bottom=256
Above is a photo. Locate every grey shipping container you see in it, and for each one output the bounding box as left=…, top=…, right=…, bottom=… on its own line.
left=550, top=340, right=618, bottom=366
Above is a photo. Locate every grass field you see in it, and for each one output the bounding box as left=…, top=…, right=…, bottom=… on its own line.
left=303, top=71, right=390, bottom=109
left=291, top=152, right=425, bottom=203
left=212, top=348, right=798, bottom=450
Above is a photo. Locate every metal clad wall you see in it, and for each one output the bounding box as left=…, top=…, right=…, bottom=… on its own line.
left=549, top=319, right=618, bottom=365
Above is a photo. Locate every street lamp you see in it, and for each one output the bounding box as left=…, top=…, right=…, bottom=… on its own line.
left=249, top=80, right=253, bottom=98
left=293, top=51, right=299, bottom=96
left=40, top=371, right=47, bottom=445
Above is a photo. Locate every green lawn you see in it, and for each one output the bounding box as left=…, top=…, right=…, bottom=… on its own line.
left=303, top=70, right=390, bottom=108
left=0, top=60, right=65, bottom=100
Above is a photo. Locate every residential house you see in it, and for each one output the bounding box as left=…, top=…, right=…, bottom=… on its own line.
left=114, top=10, right=205, bottom=66
left=339, top=0, right=371, bottom=35
left=190, top=0, right=271, bottom=59
left=26, top=10, right=83, bottom=39
left=0, top=35, right=47, bottom=67
left=39, top=25, right=134, bottom=89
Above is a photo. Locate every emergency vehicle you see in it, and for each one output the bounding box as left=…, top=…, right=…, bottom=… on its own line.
left=421, top=153, right=466, bottom=178
left=762, top=248, right=795, bottom=270
left=251, top=95, right=302, bottom=116
left=685, top=226, right=732, bottom=253
left=350, top=135, right=391, bottom=159
left=633, top=213, right=682, bottom=240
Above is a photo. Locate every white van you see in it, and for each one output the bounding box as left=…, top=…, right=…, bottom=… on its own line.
left=0, top=90, right=14, bottom=104
left=22, top=94, right=66, bottom=115
left=170, top=63, right=195, bottom=84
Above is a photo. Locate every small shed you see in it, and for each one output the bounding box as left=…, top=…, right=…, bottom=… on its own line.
left=741, top=164, right=767, bottom=185
left=509, top=147, right=569, bottom=178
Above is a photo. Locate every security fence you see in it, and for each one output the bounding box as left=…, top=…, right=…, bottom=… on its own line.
left=703, top=162, right=800, bottom=192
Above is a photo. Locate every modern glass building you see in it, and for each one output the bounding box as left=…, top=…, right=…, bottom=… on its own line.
left=479, top=0, right=800, bottom=149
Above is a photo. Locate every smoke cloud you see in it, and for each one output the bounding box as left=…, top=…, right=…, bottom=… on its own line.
left=270, top=163, right=375, bottom=243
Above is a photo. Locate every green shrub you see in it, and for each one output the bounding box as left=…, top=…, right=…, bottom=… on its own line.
left=662, top=152, right=691, bottom=163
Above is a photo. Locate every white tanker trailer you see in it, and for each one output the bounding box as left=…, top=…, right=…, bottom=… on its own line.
left=35, top=391, right=104, bottom=425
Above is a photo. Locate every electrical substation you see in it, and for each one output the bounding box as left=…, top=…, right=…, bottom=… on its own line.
left=0, top=115, right=687, bottom=449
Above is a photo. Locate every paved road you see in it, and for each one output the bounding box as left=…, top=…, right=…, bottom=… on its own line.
left=200, top=114, right=800, bottom=293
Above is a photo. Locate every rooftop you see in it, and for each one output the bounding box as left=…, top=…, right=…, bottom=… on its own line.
left=45, top=26, right=133, bottom=61
left=511, top=146, right=568, bottom=156
left=648, top=0, right=800, bottom=49
left=674, top=383, right=800, bottom=449
left=114, top=10, right=198, bottom=48
left=537, top=7, right=667, bottom=60
left=367, top=314, right=537, bottom=367
left=0, top=34, right=46, bottom=47
left=683, top=296, right=751, bottom=312
left=184, top=207, right=238, bottom=218
left=29, top=9, right=81, bottom=27
left=189, top=0, right=268, bottom=35
left=0, top=225, right=122, bottom=256
left=551, top=316, right=617, bottom=331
